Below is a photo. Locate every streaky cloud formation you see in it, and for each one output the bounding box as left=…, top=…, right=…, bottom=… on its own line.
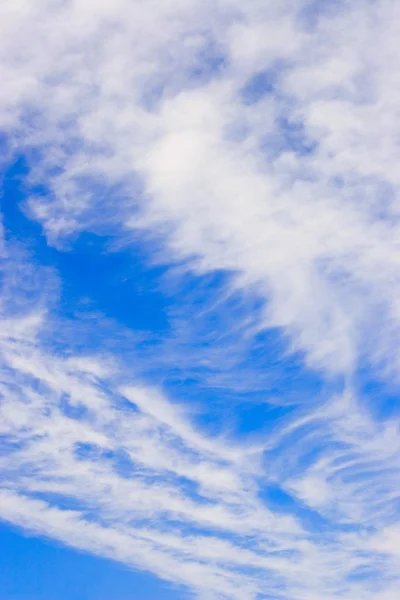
left=1, top=1, right=400, bottom=599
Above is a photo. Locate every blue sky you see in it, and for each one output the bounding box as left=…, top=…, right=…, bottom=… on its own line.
left=1, top=1, right=400, bottom=599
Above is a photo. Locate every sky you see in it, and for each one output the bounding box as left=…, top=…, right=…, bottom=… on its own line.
left=0, top=1, right=400, bottom=599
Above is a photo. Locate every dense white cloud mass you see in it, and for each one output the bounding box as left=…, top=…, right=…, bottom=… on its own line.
left=2, top=0, right=400, bottom=373
left=1, top=0, right=400, bottom=599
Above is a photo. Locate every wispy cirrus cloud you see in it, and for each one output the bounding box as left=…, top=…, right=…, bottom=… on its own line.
left=1, top=1, right=400, bottom=599
left=0, top=237, right=399, bottom=599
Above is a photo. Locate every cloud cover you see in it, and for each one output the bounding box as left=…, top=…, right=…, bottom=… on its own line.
left=1, top=0, right=400, bottom=599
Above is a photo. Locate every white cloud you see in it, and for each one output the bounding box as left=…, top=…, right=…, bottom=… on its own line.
left=2, top=0, right=400, bottom=375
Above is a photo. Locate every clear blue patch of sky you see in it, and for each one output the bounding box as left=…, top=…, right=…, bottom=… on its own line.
left=0, top=523, right=186, bottom=600
left=1, top=156, right=170, bottom=336
left=359, top=378, right=400, bottom=421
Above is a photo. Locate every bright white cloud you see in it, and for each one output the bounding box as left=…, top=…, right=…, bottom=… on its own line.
left=1, top=0, right=400, bottom=376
